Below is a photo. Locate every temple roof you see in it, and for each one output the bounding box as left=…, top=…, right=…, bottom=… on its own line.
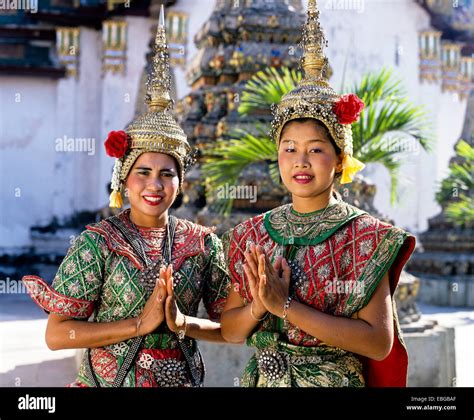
left=417, top=0, right=474, bottom=44
left=187, top=0, right=304, bottom=86
left=0, top=0, right=175, bottom=77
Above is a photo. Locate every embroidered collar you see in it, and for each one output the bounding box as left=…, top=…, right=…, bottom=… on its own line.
left=86, top=209, right=214, bottom=270
left=136, top=226, right=165, bottom=260
left=263, top=200, right=365, bottom=246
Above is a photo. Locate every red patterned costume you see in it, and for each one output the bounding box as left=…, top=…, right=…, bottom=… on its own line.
left=224, top=200, right=415, bottom=387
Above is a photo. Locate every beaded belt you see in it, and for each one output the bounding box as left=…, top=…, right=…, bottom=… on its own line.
left=256, top=349, right=326, bottom=381
left=137, top=352, right=188, bottom=387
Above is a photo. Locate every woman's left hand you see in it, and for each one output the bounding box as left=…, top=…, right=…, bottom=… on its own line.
left=164, top=265, right=187, bottom=338
left=256, top=247, right=291, bottom=317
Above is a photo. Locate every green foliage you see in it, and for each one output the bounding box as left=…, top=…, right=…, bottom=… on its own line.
left=202, top=125, right=277, bottom=215
left=351, top=69, right=432, bottom=202
left=436, top=140, right=474, bottom=226
left=238, top=67, right=302, bottom=115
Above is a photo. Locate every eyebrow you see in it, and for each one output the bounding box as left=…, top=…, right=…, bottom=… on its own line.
left=281, top=139, right=327, bottom=144
left=134, top=166, right=177, bottom=172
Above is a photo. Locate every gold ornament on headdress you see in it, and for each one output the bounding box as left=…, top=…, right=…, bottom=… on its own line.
left=300, top=0, right=332, bottom=88
left=107, top=5, right=193, bottom=208
left=271, top=0, right=365, bottom=184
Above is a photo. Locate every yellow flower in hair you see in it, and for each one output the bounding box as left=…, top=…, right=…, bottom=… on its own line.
left=109, top=190, right=123, bottom=209
left=341, top=154, right=365, bottom=184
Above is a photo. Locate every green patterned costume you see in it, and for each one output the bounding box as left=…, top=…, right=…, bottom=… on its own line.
left=23, top=210, right=230, bottom=387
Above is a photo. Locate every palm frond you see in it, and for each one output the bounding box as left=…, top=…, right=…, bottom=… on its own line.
left=352, top=68, right=433, bottom=159
left=201, top=126, right=277, bottom=215
left=436, top=140, right=474, bottom=226
left=445, top=194, right=474, bottom=226
left=238, top=67, right=302, bottom=115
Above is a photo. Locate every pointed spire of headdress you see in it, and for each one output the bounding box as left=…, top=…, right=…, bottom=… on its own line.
left=271, top=0, right=366, bottom=184
left=300, top=0, right=330, bottom=85
left=106, top=4, right=192, bottom=208
left=145, top=4, right=173, bottom=111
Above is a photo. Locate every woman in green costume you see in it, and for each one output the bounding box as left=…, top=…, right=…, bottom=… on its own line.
left=22, top=6, right=230, bottom=387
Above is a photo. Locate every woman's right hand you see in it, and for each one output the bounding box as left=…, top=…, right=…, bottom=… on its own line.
left=243, top=244, right=267, bottom=320
left=135, top=266, right=169, bottom=336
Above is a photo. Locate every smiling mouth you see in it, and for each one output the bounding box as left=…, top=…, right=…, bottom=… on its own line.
left=293, top=174, right=314, bottom=183
left=143, top=195, right=164, bottom=205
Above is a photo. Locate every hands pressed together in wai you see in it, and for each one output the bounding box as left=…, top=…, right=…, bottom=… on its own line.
left=243, top=244, right=292, bottom=321
left=136, top=265, right=187, bottom=338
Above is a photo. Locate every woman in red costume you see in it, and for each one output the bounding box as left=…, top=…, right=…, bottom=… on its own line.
left=221, top=0, right=415, bottom=387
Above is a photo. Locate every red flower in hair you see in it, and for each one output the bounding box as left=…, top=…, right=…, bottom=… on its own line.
left=333, top=94, right=365, bottom=124
left=104, top=130, right=128, bottom=158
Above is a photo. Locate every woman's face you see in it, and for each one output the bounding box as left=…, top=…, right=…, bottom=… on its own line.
left=125, top=152, right=179, bottom=226
left=278, top=120, right=342, bottom=200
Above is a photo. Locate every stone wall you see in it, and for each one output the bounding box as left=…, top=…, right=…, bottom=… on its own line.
left=405, top=325, right=456, bottom=387
left=417, top=277, right=474, bottom=307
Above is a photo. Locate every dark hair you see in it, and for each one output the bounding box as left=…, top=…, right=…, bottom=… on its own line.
left=281, top=118, right=342, bottom=178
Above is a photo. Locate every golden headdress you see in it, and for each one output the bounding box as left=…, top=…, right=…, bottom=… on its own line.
left=270, top=0, right=365, bottom=184
left=105, top=5, right=193, bottom=208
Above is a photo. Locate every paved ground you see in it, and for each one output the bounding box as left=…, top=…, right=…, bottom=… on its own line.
left=0, top=292, right=77, bottom=387
left=0, top=291, right=473, bottom=387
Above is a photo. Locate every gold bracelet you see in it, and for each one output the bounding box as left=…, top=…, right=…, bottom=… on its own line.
left=178, top=315, right=187, bottom=341
left=250, top=301, right=267, bottom=322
